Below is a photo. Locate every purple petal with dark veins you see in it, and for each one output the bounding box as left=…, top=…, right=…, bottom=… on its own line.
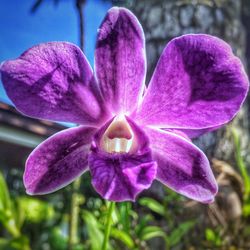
left=0, top=42, right=108, bottom=125
left=24, top=126, right=96, bottom=195
left=95, top=7, right=146, bottom=115
left=89, top=152, right=157, bottom=202
left=88, top=117, right=156, bottom=202
left=135, top=34, right=249, bottom=135
left=145, top=127, right=218, bottom=203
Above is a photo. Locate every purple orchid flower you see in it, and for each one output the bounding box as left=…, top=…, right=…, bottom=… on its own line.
left=0, top=7, right=248, bottom=203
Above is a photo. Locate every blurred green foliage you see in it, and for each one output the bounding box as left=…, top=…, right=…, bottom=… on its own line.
left=0, top=171, right=30, bottom=250
left=205, top=228, right=222, bottom=247
left=1, top=152, right=250, bottom=250
left=232, top=128, right=250, bottom=219
left=0, top=169, right=197, bottom=250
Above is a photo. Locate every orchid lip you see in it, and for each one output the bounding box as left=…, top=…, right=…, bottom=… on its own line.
left=100, top=115, right=137, bottom=153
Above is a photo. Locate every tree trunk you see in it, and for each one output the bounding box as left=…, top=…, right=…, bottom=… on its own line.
left=120, top=0, right=249, bottom=163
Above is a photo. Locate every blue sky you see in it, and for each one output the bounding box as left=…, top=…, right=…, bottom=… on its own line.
left=0, top=0, right=111, bottom=104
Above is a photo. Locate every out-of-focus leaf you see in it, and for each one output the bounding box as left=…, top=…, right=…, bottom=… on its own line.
left=243, top=202, right=250, bottom=217
left=49, top=227, right=68, bottom=250
left=0, top=238, right=9, bottom=249
left=205, top=228, right=216, bottom=242
left=135, top=214, right=153, bottom=236
left=82, top=210, right=104, bottom=250
left=4, top=218, right=20, bottom=238
left=167, top=221, right=195, bottom=247
left=111, top=206, right=119, bottom=225
left=0, top=172, right=23, bottom=239
left=0, top=212, right=8, bottom=225
left=232, top=128, right=250, bottom=200
left=243, top=225, right=250, bottom=237
left=110, top=228, right=134, bottom=248
left=164, top=187, right=184, bottom=202
left=118, top=202, right=131, bottom=233
left=98, top=201, right=118, bottom=226
left=9, top=236, right=30, bottom=250
left=140, top=226, right=166, bottom=241
left=73, top=244, right=85, bottom=250
left=205, top=228, right=221, bottom=247
left=0, top=236, right=30, bottom=250
left=0, top=171, right=11, bottom=211
left=139, top=198, right=165, bottom=216
left=18, top=197, right=55, bottom=223
left=13, top=200, right=26, bottom=230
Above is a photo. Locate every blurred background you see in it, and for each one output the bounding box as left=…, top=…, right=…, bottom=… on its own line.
left=0, top=0, right=250, bottom=249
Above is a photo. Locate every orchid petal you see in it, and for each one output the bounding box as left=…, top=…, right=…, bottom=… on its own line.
left=135, top=34, right=248, bottom=135
left=145, top=127, right=218, bottom=203
left=1, top=42, right=107, bottom=125
left=95, top=7, right=146, bottom=115
left=24, top=126, right=96, bottom=195
left=89, top=152, right=156, bottom=202
left=88, top=117, right=156, bottom=202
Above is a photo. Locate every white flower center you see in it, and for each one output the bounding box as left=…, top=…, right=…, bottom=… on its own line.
left=100, top=115, right=137, bottom=153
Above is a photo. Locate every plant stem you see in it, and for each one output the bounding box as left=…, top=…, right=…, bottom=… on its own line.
left=101, top=201, right=115, bottom=250
left=68, top=177, right=81, bottom=250
left=68, top=2, right=85, bottom=249
left=76, top=0, right=85, bottom=51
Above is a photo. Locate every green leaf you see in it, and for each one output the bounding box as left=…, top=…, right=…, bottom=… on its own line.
left=10, top=236, right=30, bottom=250
left=0, top=173, right=21, bottom=237
left=232, top=128, right=250, bottom=200
left=13, top=200, right=26, bottom=230
left=205, top=228, right=221, bottom=247
left=49, top=227, right=68, bottom=250
left=243, top=202, right=250, bottom=217
left=118, top=202, right=131, bottom=233
left=0, top=238, right=9, bottom=249
left=110, top=228, right=134, bottom=248
left=0, top=171, right=11, bottom=211
left=135, top=214, right=153, bottom=236
left=139, top=198, right=165, bottom=216
left=205, top=228, right=216, bottom=242
left=73, top=244, right=85, bottom=250
left=167, top=221, right=195, bottom=247
left=243, top=225, right=250, bottom=237
left=0, top=212, right=8, bottom=225
left=82, top=210, right=104, bottom=250
left=0, top=236, right=30, bottom=250
left=164, top=188, right=184, bottom=202
left=140, top=226, right=166, bottom=241
left=17, top=197, right=55, bottom=223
